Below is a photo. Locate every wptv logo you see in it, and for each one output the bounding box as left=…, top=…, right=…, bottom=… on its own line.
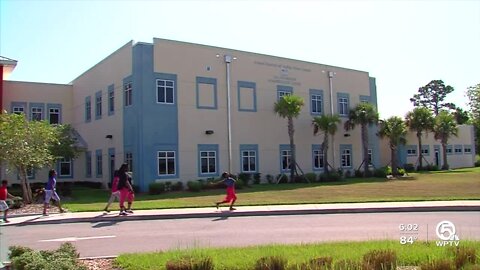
left=435, top=220, right=460, bottom=247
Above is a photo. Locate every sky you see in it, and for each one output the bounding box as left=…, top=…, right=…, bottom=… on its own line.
left=0, top=0, right=479, bottom=118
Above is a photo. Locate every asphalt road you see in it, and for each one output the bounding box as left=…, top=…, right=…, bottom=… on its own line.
left=1, top=211, right=479, bottom=258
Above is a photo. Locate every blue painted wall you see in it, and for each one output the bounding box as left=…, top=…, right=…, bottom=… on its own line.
left=368, top=77, right=381, bottom=169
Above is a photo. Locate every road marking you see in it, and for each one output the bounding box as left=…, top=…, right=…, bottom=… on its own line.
left=39, top=235, right=116, bottom=242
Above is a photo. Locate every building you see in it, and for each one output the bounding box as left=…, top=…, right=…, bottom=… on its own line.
left=1, top=39, right=476, bottom=191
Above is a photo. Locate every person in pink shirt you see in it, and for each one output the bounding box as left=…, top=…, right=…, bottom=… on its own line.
left=103, top=170, right=120, bottom=213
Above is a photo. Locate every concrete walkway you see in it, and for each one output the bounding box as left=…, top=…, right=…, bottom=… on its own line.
left=2, top=200, right=479, bottom=226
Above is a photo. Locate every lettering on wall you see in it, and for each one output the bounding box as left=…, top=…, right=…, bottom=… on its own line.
left=254, top=61, right=311, bottom=87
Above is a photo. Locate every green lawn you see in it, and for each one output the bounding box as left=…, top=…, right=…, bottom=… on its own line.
left=115, top=240, right=480, bottom=270
left=62, top=167, right=480, bottom=212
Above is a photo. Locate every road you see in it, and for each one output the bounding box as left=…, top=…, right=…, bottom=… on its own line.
left=1, top=211, right=479, bottom=258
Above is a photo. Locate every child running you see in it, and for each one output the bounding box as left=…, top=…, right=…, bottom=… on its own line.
left=117, top=163, right=134, bottom=216
left=103, top=170, right=120, bottom=213
left=215, top=172, right=237, bottom=211
left=42, top=169, right=65, bottom=216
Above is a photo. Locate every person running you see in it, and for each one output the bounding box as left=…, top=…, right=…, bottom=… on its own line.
left=43, top=169, right=65, bottom=216
left=117, top=163, right=134, bottom=216
left=0, top=179, right=19, bottom=223
left=215, top=172, right=237, bottom=211
left=103, top=170, right=120, bottom=213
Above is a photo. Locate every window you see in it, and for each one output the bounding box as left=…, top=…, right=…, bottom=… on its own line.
left=281, top=150, right=292, bottom=171
left=13, top=106, right=24, bottom=114
left=49, top=108, right=60, bottom=124
left=339, top=98, right=348, bottom=115
left=311, top=94, right=323, bottom=114
left=455, top=145, right=462, bottom=154
left=59, top=158, right=72, bottom=177
left=124, top=82, right=132, bottom=106
left=125, top=152, right=133, bottom=173
left=26, top=167, right=35, bottom=179
left=31, top=107, right=42, bottom=121
left=158, top=151, right=176, bottom=175
left=341, top=146, right=352, bottom=168
left=464, top=146, right=472, bottom=154
left=278, top=91, right=290, bottom=99
left=447, top=145, right=453, bottom=154
left=277, top=85, right=293, bottom=100
left=421, top=147, right=429, bottom=155
left=95, top=91, right=102, bottom=119
left=242, top=150, right=257, bottom=172
left=157, top=79, right=175, bottom=104
left=313, top=149, right=324, bottom=170
left=85, top=97, right=91, bottom=122
left=200, top=151, right=216, bottom=174
left=407, top=147, right=417, bottom=155
left=108, top=84, right=114, bottom=115
left=86, top=152, right=92, bottom=178
left=368, top=149, right=373, bottom=166
left=96, top=150, right=103, bottom=177
left=238, top=81, right=256, bottom=112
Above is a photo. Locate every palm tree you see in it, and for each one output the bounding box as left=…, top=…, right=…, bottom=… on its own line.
left=405, top=107, right=435, bottom=170
left=377, top=116, right=407, bottom=176
left=312, top=114, right=341, bottom=174
left=344, top=103, right=379, bottom=176
left=274, top=94, right=304, bottom=181
left=434, top=111, right=459, bottom=170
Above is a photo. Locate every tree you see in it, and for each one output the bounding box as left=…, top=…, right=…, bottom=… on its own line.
left=466, top=83, right=480, bottom=153
left=410, top=80, right=456, bottom=116
left=405, top=107, right=435, bottom=170
left=50, top=124, right=83, bottom=160
left=274, top=94, right=304, bottom=181
left=0, top=112, right=60, bottom=203
left=453, top=107, right=470, bottom=125
left=312, top=114, right=341, bottom=175
left=377, top=117, right=407, bottom=176
left=344, top=103, right=379, bottom=176
left=434, top=111, right=459, bottom=170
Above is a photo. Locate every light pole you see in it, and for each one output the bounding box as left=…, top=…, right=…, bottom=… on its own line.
left=325, top=71, right=337, bottom=169
left=220, top=54, right=234, bottom=173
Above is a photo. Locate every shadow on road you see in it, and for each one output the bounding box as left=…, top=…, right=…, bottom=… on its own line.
left=91, top=220, right=120, bottom=228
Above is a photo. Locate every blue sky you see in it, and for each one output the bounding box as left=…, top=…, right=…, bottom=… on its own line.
left=1, top=0, right=479, bottom=118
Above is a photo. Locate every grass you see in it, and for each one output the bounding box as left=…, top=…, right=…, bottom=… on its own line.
left=114, top=240, right=480, bottom=270
left=59, top=167, right=480, bottom=212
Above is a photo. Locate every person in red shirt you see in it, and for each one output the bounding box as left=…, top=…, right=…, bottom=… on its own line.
left=103, top=170, right=120, bottom=213
left=0, top=179, right=18, bottom=223
left=215, top=172, right=237, bottom=211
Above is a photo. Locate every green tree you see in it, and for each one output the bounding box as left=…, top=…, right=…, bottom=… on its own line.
left=344, top=103, right=379, bottom=176
left=453, top=107, right=470, bottom=125
left=405, top=107, right=435, bottom=170
left=410, top=80, right=456, bottom=116
left=50, top=124, right=83, bottom=160
left=377, top=116, right=407, bottom=176
left=434, top=111, right=459, bottom=170
left=274, top=94, right=304, bottom=181
left=466, top=83, right=480, bottom=153
left=312, top=114, right=341, bottom=175
left=0, top=112, right=60, bottom=203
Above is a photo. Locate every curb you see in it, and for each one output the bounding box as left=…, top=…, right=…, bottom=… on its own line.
left=4, top=205, right=479, bottom=226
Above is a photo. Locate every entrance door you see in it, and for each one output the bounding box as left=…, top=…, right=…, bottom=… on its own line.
left=109, top=154, right=115, bottom=186
left=434, top=150, right=440, bottom=167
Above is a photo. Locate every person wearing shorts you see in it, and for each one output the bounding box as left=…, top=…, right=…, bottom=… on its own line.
left=0, top=179, right=18, bottom=223
left=117, top=163, right=134, bottom=216
left=42, top=169, right=65, bottom=216
left=103, top=170, right=120, bottom=213
left=215, top=172, right=237, bottom=211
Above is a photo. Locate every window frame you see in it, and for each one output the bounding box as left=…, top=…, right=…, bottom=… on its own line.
left=124, top=81, right=133, bottom=107
left=157, top=151, right=176, bottom=176
left=156, top=79, right=175, bottom=105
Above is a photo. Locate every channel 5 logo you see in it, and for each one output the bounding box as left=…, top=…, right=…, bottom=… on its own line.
left=436, top=220, right=460, bottom=247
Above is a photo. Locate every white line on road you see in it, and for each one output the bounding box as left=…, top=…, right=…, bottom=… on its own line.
left=39, top=235, right=116, bottom=242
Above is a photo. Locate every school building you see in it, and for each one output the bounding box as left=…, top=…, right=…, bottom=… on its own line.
left=1, top=39, right=476, bottom=191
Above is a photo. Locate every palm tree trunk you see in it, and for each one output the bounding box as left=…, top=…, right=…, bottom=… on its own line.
left=417, top=133, right=423, bottom=170
left=391, top=145, right=399, bottom=176
left=288, top=117, right=296, bottom=182
left=361, top=124, right=369, bottom=177
left=19, top=165, right=33, bottom=203
left=441, top=141, right=449, bottom=170
left=323, top=133, right=329, bottom=175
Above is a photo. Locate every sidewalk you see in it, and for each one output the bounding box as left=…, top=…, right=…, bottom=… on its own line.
left=2, top=200, right=479, bottom=226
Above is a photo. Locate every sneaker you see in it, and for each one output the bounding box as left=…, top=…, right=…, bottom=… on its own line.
left=119, top=211, right=127, bottom=216
left=59, top=209, right=67, bottom=213
left=229, top=207, right=236, bottom=211
left=126, top=209, right=134, bottom=214
left=3, top=219, right=10, bottom=223
left=42, top=213, right=48, bottom=216
left=215, top=203, right=220, bottom=209
left=103, top=208, right=110, bottom=213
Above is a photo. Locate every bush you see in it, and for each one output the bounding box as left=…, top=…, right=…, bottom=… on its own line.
left=9, top=245, right=34, bottom=259
left=187, top=181, right=202, bottom=192
left=253, top=173, right=262, bottom=184
left=149, top=182, right=166, bottom=195
left=354, top=169, right=363, bottom=178
left=362, top=249, right=396, bottom=270
left=292, top=175, right=306, bottom=183
left=420, top=259, right=454, bottom=270
left=255, top=256, right=287, bottom=270
left=344, top=170, right=352, bottom=178
left=276, top=174, right=289, bottom=184
left=166, top=256, right=214, bottom=270
left=72, top=181, right=103, bottom=189
left=325, top=172, right=341, bottom=182
left=305, top=257, right=333, bottom=269
left=452, top=246, right=476, bottom=269
left=235, top=179, right=245, bottom=189
left=10, top=243, right=86, bottom=270
left=373, top=167, right=387, bottom=178
left=171, top=181, right=184, bottom=191
left=304, top=173, right=317, bottom=183
left=57, top=182, right=73, bottom=197
left=238, top=173, right=253, bottom=186
left=475, top=160, right=480, bottom=167
left=404, top=163, right=415, bottom=173
left=397, top=168, right=406, bottom=175
left=334, top=259, right=362, bottom=270
left=266, top=174, right=274, bottom=184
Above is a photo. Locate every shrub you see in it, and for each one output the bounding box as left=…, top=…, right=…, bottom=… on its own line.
left=235, top=179, right=245, bottom=189
left=171, top=181, right=184, bottom=191
left=344, top=170, right=352, bottom=178
left=238, top=173, right=253, bottom=186
left=452, top=246, right=476, bottom=269
left=253, top=173, right=262, bottom=184
left=9, top=245, right=34, bottom=259
left=276, top=174, right=289, bottom=184
left=303, top=257, right=333, bottom=269
left=293, top=175, right=306, bottom=183
left=165, top=181, right=172, bottom=192
left=333, top=259, right=362, bottom=270
left=373, top=168, right=387, bottom=178
left=149, top=182, right=166, bottom=195
left=72, top=181, right=103, bottom=189
left=10, top=243, right=86, bottom=270
left=362, top=249, right=396, bottom=270
left=397, top=168, right=406, bottom=176
left=304, top=173, right=317, bottom=183
left=420, top=259, right=454, bottom=270
left=404, top=163, right=415, bottom=173
left=57, top=182, right=73, bottom=197
left=255, top=256, right=287, bottom=270
left=475, top=160, right=480, bottom=167
left=266, top=174, right=274, bottom=184
left=325, top=172, right=341, bottom=182
left=318, top=173, right=327, bottom=182
left=187, top=181, right=202, bottom=192
left=166, top=256, right=213, bottom=270
left=354, top=169, right=363, bottom=178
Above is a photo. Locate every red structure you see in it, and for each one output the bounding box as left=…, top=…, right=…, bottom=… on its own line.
left=0, top=56, right=18, bottom=112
